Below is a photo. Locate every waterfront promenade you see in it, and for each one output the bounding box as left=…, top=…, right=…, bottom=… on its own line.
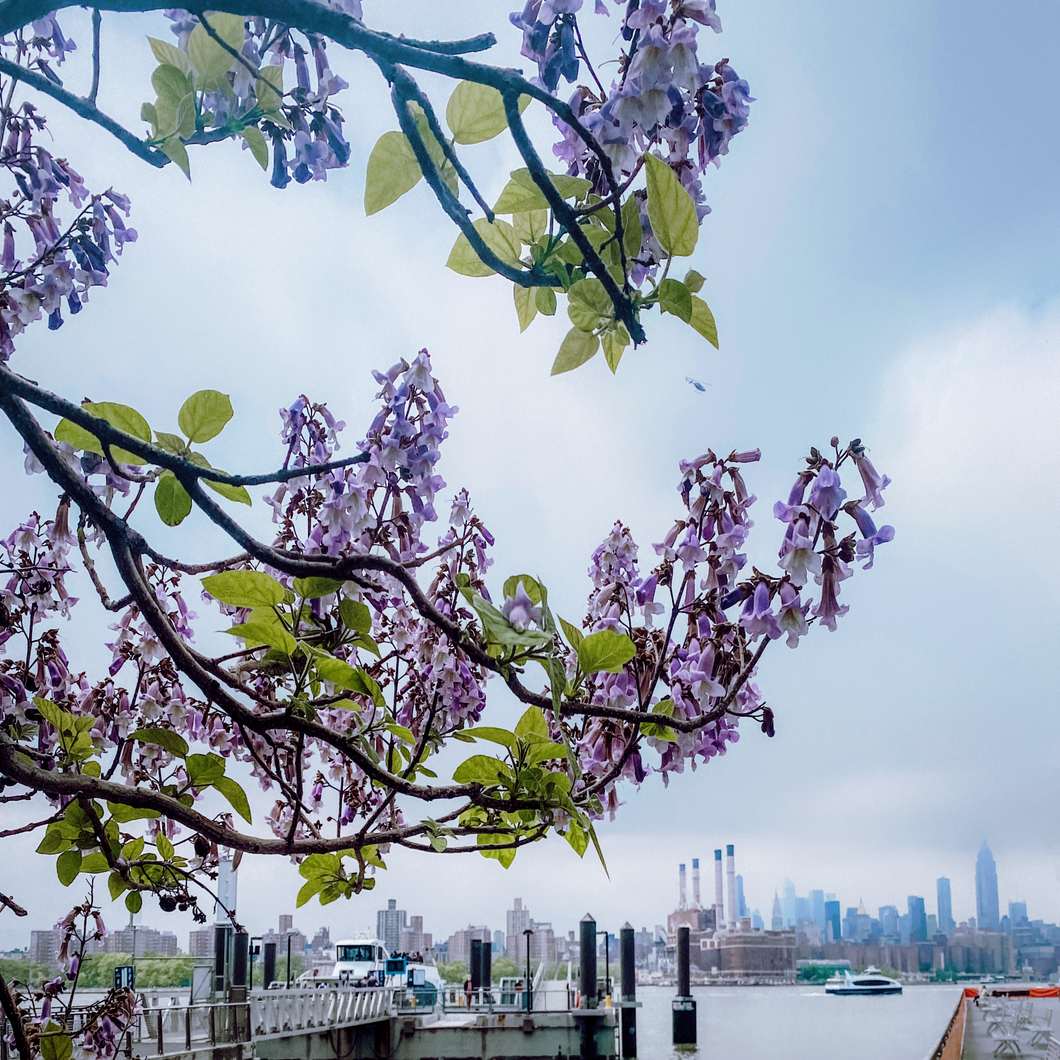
left=961, top=995, right=1060, bottom=1059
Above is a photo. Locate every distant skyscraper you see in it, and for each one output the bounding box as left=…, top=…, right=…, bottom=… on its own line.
left=781, top=879, right=797, bottom=928
left=751, top=909, right=764, bottom=930
left=907, top=896, right=927, bottom=943
left=376, top=899, right=407, bottom=953
left=735, top=875, right=747, bottom=918
left=824, top=901, right=841, bottom=943
left=811, top=890, right=825, bottom=930
left=976, top=842, right=1000, bottom=931
left=771, top=892, right=783, bottom=931
left=937, top=877, right=954, bottom=936
left=1008, top=901, right=1028, bottom=925
left=879, top=905, right=899, bottom=940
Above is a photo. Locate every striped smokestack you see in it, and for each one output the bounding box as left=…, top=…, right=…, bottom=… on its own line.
left=714, top=849, right=724, bottom=931
left=692, top=858, right=701, bottom=908
left=726, top=844, right=737, bottom=931
left=679, top=863, right=687, bottom=909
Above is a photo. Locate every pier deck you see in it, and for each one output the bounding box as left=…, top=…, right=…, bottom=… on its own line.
left=962, top=996, right=1060, bottom=1059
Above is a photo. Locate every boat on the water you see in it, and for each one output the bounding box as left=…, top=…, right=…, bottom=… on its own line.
left=825, top=967, right=902, bottom=996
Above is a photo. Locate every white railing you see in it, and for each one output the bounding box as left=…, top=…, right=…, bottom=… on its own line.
left=251, top=987, right=396, bottom=1037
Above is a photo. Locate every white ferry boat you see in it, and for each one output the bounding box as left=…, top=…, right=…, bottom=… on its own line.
left=825, top=967, right=902, bottom=996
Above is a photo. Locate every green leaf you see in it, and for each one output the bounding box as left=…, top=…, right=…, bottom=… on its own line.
left=202, top=570, right=287, bottom=608
left=463, top=727, right=515, bottom=749
left=446, top=81, right=530, bottom=145
left=566, top=278, right=613, bottom=334
left=558, top=617, right=583, bottom=651
left=621, top=194, right=643, bottom=257
left=39, top=1030, right=73, bottom=1060
left=154, top=473, right=192, bottom=527
left=602, top=325, right=630, bottom=374
left=513, top=210, right=547, bottom=245
left=156, top=833, right=175, bottom=860
left=154, top=430, right=186, bottom=454
left=452, top=755, right=512, bottom=785
left=214, top=776, right=252, bottom=823
left=161, top=135, right=191, bottom=179
left=477, top=833, right=516, bottom=868
left=36, top=828, right=67, bottom=855
left=386, top=723, right=415, bottom=745
left=689, top=295, right=719, bottom=349
left=446, top=217, right=521, bottom=277
left=56, top=401, right=151, bottom=464
left=256, top=64, right=283, bottom=112
left=225, top=620, right=296, bottom=654
left=535, top=286, right=557, bottom=316
left=297, top=877, right=326, bottom=907
left=131, top=727, right=189, bottom=759
left=587, top=821, right=610, bottom=878
left=577, top=629, right=635, bottom=674
left=107, top=802, right=161, bottom=823
left=125, top=891, right=143, bottom=914
left=493, top=179, right=549, bottom=214
left=514, top=705, right=548, bottom=740
left=544, top=656, right=566, bottom=713
left=56, top=848, right=81, bottom=886
left=187, top=12, right=244, bottom=84
left=152, top=65, right=195, bottom=140
left=364, top=131, right=422, bottom=216
left=201, top=473, right=252, bottom=506
left=683, top=269, right=705, bottom=294
left=409, top=103, right=458, bottom=198
left=513, top=284, right=537, bottom=333
left=643, top=153, right=698, bottom=257
left=178, top=389, right=232, bottom=443
left=314, top=656, right=384, bottom=707
left=526, top=741, right=567, bottom=765
left=564, top=820, right=589, bottom=857
left=293, top=577, right=344, bottom=599
left=300, top=852, right=341, bottom=879
left=551, top=328, right=599, bottom=375
left=510, top=167, right=591, bottom=204
left=658, top=279, right=693, bottom=323
left=339, top=597, right=372, bottom=633
left=241, top=126, right=269, bottom=170
left=108, top=872, right=127, bottom=901
left=140, top=101, right=158, bottom=126
left=186, top=752, right=226, bottom=789
left=80, top=851, right=110, bottom=874
left=147, top=36, right=190, bottom=76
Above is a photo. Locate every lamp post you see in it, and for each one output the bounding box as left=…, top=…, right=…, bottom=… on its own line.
left=523, top=928, right=534, bottom=1014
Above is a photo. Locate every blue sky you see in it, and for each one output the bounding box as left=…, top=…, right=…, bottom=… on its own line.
left=2, top=0, right=1058, bottom=949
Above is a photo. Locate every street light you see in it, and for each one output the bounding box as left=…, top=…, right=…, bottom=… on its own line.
left=523, top=928, right=534, bottom=1014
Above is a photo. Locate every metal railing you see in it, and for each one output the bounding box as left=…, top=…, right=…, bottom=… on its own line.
left=438, top=983, right=577, bottom=1013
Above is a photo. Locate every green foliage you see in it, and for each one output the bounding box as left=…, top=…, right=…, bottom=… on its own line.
left=177, top=389, right=233, bottom=443
left=75, top=952, right=194, bottom=989
left=643, top=152, right=698, bottom=257
left=446, top=82, right=529, bottom=145
left=577, top=630, right=636, bottom=674
left=0, top=957, right=54, bottom=984
left=202, top=570, right=287, bottom=608
left=437, top=960, right=468, bottom=984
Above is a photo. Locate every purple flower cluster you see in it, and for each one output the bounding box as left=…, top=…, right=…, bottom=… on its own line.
left=513, top=0, right=752, bottom=255
left=0, top=22, right=137, bottom=359
left=159, top=10, right=351, bottom=189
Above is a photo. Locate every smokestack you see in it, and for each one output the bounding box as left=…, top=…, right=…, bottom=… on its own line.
left=726, top=844, right=737, bottom=931
left=714, top=849, right=724, bottom=932
left=692, top=858, right=701, bottom=908
left=679, top=863, right=687, bottom=909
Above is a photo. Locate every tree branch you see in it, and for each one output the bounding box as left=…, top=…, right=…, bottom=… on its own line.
left=0, top=55, right=166, bottom=167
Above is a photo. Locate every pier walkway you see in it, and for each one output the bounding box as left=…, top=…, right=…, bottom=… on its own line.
left=961, top=994, right=1060, bottom=1059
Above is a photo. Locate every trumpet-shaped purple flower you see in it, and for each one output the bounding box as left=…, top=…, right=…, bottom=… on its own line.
left=808, top=465, right=847, bottom=520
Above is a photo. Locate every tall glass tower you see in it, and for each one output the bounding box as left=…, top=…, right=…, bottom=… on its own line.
left=937, top=877, right=954, bottom=936
left=976, top=842, right=1000, bottom=931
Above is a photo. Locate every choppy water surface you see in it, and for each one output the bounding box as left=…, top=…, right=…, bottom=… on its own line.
left=630, top=983, right=961, bottom=1060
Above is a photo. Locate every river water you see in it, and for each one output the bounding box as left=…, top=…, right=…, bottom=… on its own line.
left=628, top=984, right=961, bottom=1060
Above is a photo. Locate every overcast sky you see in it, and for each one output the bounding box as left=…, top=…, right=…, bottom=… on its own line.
left=2, top=0, right=1059, bottom=951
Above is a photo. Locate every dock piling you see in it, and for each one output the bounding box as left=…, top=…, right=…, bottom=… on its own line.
left=672, top=925, right=697, bottom=1045
left=620, top=922, right=637, bottom=1058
